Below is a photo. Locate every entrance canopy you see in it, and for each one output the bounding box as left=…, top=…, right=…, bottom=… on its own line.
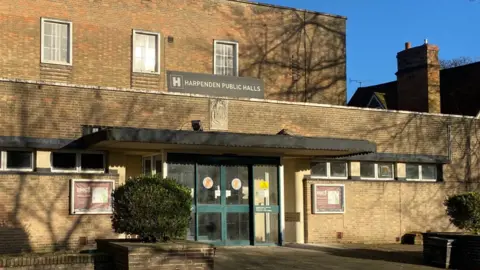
left=64, top=127, right=376, bottom=157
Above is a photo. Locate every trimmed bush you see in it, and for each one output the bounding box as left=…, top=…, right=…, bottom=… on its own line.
left=111, top=175, right=192, bottom=242
left=444, top=192, right=480, bottom=234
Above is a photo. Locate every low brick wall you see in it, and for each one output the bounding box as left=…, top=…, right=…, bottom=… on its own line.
left=0, top=252, right=112, bottom=269
left=97, top=239, right=214, bottom=270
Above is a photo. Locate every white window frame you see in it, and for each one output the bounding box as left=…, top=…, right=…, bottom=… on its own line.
left=1, top=150, right=34, bottom=172
left=311, top=161, right=348, bottom=180
left=360, top=162, right=395, bottom=181
left=132, top=30, right=161, bottom=74
left=213, top=40, right=239, bottom=76
left=406, top=164, right=437, bottom=182
left=51, top=151, right=106, bottom=174
left=41, top=18, right=73, bottom=65
left=142, top=154, right=162, bottom=176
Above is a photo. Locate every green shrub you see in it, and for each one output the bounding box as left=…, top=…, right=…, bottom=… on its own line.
left=111, top=175, right=192, bottom=242
left=444, top=192, right=480, bottom=234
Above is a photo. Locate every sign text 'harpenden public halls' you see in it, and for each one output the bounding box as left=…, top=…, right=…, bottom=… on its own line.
left=167, top=71, right=264, bottom=99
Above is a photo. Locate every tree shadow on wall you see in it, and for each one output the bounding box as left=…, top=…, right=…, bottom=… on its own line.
left=198, top=3, right=346, bottom=104
left=0, top=205, right=32, bottom=254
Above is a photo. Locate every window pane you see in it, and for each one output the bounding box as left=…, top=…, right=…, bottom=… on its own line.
left=215, top=42, right=237, bottom=76
left=143, top=157, right=152, bottom=175
left=134, top=33, right=157, bottom=72
left=360, top=163, right=375, bottom=178
left=6, top=151, right=32, bottom=169
left=422, top=165, right=437, bottom=180
left=378, top=163, right=394, bottom=179
left=330, top=162, right=347, bottom=178
left=44, top=22, right=53, bottom=35
left=406, top=164, right=420, bottom=179
left=52, top=152, right=76, bottom=170
left=80, top=153, right=104, bottom=171
left=43, top=21, right=70, bottom=63
left=168, top=163, right=195, bottom=190
left=311, top=162, right=327, bottom=177
left=154, top=155, right=162, bottom=176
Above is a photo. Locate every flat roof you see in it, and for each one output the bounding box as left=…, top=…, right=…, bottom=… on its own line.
left=227, top=0, right=347, bottom=19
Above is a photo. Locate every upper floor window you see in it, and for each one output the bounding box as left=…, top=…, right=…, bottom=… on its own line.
left=360, top=162, right=394, bottom=180
left=214, top=41, right=238, bottom=76
left=41, top=18, right=72, bottom=65
left=311, top=161, right=348, bottom=179
left=133, top=30, right=160, bottom=74
left=51, top=152, right=105, bottom=173
left=0, top=150, right=34, bottom=171
left=407, top=164, right=437, bottom=181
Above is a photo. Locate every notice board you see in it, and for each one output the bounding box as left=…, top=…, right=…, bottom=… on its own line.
left=70, top=179, right=115, bottom=215
left=312, top=184, right=345, bottom=214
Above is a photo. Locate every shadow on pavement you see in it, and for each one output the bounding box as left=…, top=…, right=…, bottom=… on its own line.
left=287, top=244, right=426, bottom=266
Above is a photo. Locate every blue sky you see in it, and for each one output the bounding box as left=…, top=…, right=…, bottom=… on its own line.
left=258, top=0, right=480, bottom=101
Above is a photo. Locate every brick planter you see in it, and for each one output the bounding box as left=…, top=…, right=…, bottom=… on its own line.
left=423, top=232, right=480, bottom=269
left=96, top=239, right=214, bottom=270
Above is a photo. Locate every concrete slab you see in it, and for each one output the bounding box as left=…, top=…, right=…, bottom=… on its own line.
left=214, top=244, right=438, bottom=270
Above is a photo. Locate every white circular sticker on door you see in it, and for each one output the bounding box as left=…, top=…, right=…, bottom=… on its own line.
left=231, top=178, right=242, bottom=191
left=203, top=177, right=214, bottom=189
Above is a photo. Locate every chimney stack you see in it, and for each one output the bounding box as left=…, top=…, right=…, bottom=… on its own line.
left=396, top=41, right=441, bottom=113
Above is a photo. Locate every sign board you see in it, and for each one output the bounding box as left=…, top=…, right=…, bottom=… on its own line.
left=70, top=179, right=115, bottom=215
left=255, top=206, right=274, bottom=213
left=285, top=212, right=301, bottom=222
left=167, top=70, right=264, bottom=99
left=312, top=184, right=345, bottom=214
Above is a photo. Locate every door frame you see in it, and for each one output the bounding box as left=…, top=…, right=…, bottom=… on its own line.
left=167, top=153, right=281, bottom=246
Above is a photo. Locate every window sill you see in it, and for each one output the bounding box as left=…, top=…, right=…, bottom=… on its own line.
left=406, top=179, right=437, bottom=182
left=0, top=170, right=118, bottom=177
left=132, top=71, right=160, bottom=75
left=310, top=176, right=348, bottom=180
left=41, top=61, right=72, bottom=67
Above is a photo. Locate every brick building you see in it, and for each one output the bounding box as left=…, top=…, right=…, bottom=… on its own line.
left=0, top=0, right=478, bottom=254
left=348, top=41, right=480, bottom=117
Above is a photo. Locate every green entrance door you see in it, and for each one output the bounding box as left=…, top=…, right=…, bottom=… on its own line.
left=196, top=165, right=250, bottom=245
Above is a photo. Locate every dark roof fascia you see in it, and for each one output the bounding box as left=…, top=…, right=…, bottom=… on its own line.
left=318, top=152, right=450, bottom=164
left=0, top=136, right=74, bottom=149
left=63, top=127, right=377, bottom=154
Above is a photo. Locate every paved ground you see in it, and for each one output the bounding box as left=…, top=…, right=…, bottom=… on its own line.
left=214, top=244, right=439, bottom=270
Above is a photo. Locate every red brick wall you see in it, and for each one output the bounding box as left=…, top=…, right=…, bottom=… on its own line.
left=0, top=0, right=346, bottom=105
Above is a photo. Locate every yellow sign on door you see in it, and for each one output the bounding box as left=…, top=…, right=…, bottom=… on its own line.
left=259, top=180, right=269, bottom=190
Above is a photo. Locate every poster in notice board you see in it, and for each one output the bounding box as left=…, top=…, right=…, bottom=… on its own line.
left=70, top=179, right=115, bottom=215
left=312, top=184, right=345, bottom=214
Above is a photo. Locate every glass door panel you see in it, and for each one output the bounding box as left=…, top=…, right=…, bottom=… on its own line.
left=255, top=213, right=279, bottom=244
left=197, top=165, right=221, bottom=205
left=225, top=166, right=249, bottom=205
left=253, top=165, right=279, bottom=245
left=227, top=213, right=250, bottom=241
left=198, top=212, right=222, bottom=242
